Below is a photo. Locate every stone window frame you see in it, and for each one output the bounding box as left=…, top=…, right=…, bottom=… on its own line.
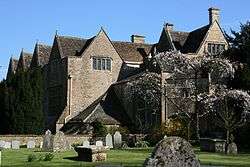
left=207, top=42, right=225, bottom=55
left=92, top=56, right=112, bottom=71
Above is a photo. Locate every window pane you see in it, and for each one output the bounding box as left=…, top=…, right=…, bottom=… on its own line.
left=106, top=59, right=111, bottom=71
left=101, top=59, right=106, bottom=70
left=93, top=58, right=97, bottom=70
left=97, top=58, right=101, bottom=70
left=208, top=44, right=211, bottom=53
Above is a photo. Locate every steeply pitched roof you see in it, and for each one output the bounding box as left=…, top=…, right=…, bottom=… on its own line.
left=169, top=31, right=189, bottom=50
left=159, top=25, right=210, bottom=54
left=37, top=44, right=52, bottom=66
left=69, top=92, right=121, bottom=125
left=181, top=25, right=210, bottom=53
left=113, top=41, right=153, bottom=62
left=17, top=51, right=32, bottom=71
left=56, top=35, right=94, bottom=58
left=7, top=57, right=18, bottom=79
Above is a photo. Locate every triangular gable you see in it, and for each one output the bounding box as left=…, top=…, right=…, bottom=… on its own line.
left=49, top=35, right=63, bottom=61
left=157, top=28, right=176, bottom=53
left=196, top=21, right=228, bottom=55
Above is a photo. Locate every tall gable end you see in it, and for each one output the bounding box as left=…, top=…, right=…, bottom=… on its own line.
left=49, top=36, right=62, bottom=61
left=157, top=28, right=175, bottom=53
left=7, top=57, right=18, bottom=80
left=197, top=21, right=228, bottom=55
left=17, top=51, right=32, bottom=71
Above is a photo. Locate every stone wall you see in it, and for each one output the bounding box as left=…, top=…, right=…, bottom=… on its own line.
left=0, top=135, right=90, bottom=147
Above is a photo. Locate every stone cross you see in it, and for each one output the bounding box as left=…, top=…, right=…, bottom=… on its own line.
left=96, top=141, right=103, bottom=147
left=105, top=133, right=113, bottom=148
left=113, top=131, right=122, bottom=148
left=27, top=140, right=36, bottom=149
left=11, top=140, right=20, bottom=149
left=82, top=140, right=90, bottom=148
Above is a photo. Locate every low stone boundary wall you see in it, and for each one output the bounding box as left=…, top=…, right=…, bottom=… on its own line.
left=0, top=135, right=91, bottom=148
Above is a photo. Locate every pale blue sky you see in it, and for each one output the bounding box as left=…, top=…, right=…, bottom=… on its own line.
left=0, top=0, right=249, bottom=80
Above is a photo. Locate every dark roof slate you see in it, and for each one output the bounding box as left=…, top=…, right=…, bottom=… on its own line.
left=113, top=41, right=153, bottom=62
left=181, top=25, right=210, bottom=53
left=57, top=36, right=94, bottom=58
left=169, top=31, right=189, bottom=50
left=17, top=51, right=32, bottom=71
left=37, top=44, right=52, bottom=66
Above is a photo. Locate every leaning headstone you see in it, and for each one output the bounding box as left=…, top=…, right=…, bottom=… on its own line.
left=53, top=131, right=70, bottom=152
left=4, top=142, right=11, bottom=149
left=113, top=131, right=122, bottom=148
left=42, top=130, right=53, bottom=151
left=96, top=141, right=103, bottom=147
left=82, top=140, right=90, bottom=148
left=0, top=141, right=5, bottom=148
left=105, top=133, right=113, bottom=148
left=144, top=137, right=200, bottom=167
left=27, top=140, right=36, bottom=149
left=11, top=140, right=20, bottom=149
left=227, top=142, right=238, bottom=154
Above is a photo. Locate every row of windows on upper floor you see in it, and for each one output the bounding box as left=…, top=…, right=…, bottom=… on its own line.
left=207, top=43, right=225, bottom=55
left=92, top=57, right=112, bottom=71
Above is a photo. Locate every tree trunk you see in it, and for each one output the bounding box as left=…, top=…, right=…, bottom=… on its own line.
left=225, top=129, right=230, bottom=154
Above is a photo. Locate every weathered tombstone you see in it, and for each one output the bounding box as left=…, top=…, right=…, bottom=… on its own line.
left=113, top=131, right=122, bottom=148
left=96, top=141, right=103, bottom=147
left=83, top=140, right=90, bottom=148
left=144, top=137, right=200, bottom=167
left=42, top=130, right=53, bottom=151
left=27, top=140, right=36, bottom=149
left=0, top=147, right=2, bottom=166
left=164, top=135, right=167, bottom=139
left=4, top=142, right=11, bottom=149
left=105, top=133, right=113, bottom=148
left=53, top=131, right=70, bottom=152
left=11, top=140, right=20, bottom=149
left=0, top=141, right=5, bottom=148
left=40, top=141, right=43, bottom=149
left=227, top=142, right=238, bottom=154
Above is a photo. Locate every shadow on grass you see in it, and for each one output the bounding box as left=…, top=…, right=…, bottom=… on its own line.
left=63, top=156, right=81, bottom=161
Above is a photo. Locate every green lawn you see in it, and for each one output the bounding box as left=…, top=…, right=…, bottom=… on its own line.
left=1, top=148, right=250, bottom=167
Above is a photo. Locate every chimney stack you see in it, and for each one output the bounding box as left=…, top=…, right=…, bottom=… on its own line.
left=165, top=23, right=174, bottom=31
left=208, top=7, right=220, bottom=24
left=131, top=35, right=145, bottom=44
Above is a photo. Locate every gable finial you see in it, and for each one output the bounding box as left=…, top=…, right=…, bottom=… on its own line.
left=36, top=39, right=39, bottom=44
left=55, top=29, right=59, bottom=36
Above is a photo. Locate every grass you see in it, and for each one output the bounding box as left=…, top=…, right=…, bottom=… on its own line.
left=1, top=148, right=250, bottom=167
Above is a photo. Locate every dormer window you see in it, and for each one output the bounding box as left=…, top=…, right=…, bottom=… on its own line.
left=207, top=43, right=225, bottom=55
left=92, top=57, right=112, bottom=71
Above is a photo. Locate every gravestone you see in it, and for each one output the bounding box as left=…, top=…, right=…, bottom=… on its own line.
left=11, top=140, right=20, bottom=149
left=27, top=140, right=36, bottom=149
left=4, top=142, right=11, bottom=149
left=40, top=141, right=43, bottom=148
left=53, top=131, right=70, bottom=152
left=144, top=137, right=200, bottom=167
left=0, top=141, right=5, bottom=148
left=105, top=133, right=113, bottom=148
left=83, top=140, right=90, bottom=148
left=42, top=130, right=53, bottom=151
left=227, top=142, right=237, bottom=154
left=113, top=131, right=122, bottom=148
left=0, top=147, right=2, bottom=166
left=96, top=141, right=103, bottom=147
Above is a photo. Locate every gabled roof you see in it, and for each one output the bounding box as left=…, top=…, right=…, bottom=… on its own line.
left=113, top=41, right=153, bottom=62
left=7, top=57, right=18, bottom=79
left=69, top=92, right=120, bottom=125
left=56, top=35, right=94, bottom=58
left=182, top=25, right=210, bottom=53
left=170, top=31, right=189, bottom=50
left=31, top=43, right=52, bottom=68
left=17, top=51, right=32, bottom=71
left=159, top=24, right=210, bottom=54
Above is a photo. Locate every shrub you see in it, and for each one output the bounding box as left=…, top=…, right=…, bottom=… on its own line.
left=135, top=140, right=149, bottom=148
left=27, top=154, right=37, bottom=162
left=91, top=121, right=107, bottom=137
left=43, top=153, right=54, bottom=161
left=107, top=126, right=130, bottom=135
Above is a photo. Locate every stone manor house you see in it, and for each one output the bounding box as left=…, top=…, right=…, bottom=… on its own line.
left=6, top=8, right=228, bottom=134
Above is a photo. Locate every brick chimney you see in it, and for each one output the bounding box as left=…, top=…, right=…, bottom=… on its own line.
left=164, top=23, right=174, bottom=31
left=131, top=35, right=145, bottom=44
left=208, top=7, right=220, bottom=24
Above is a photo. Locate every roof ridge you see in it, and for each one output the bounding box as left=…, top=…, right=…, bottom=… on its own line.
left=112, top=40, right=153, bottom=46
left=58, top=35, right=88, bottom=41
